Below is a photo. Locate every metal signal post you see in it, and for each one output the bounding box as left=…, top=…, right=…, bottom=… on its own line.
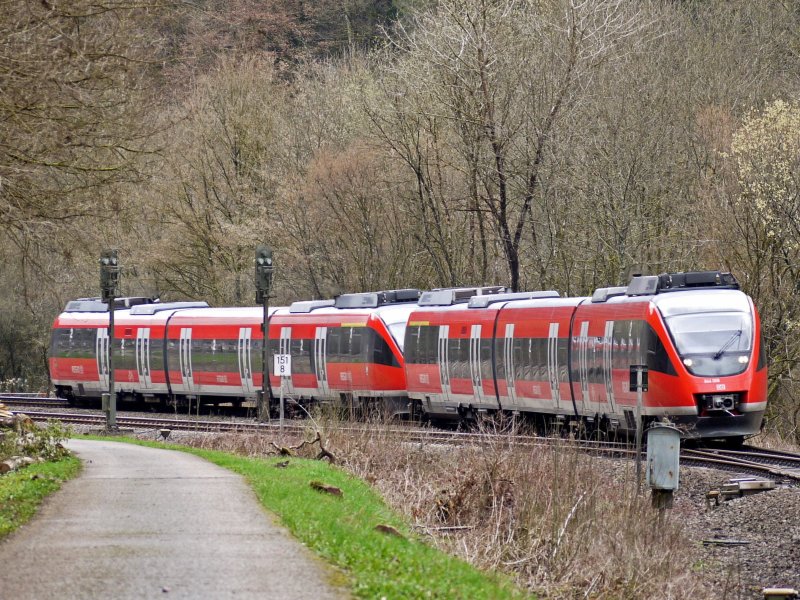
left=255, top=245, right=274, bottom=421
left=629, top=365, right=649, bottom=491
left=100, top=250, right=120, bottom=431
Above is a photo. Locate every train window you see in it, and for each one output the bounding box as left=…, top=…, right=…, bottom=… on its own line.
left=290, top=339, right=313, bottom=373
left=480, top=338, right=493, bottom=381
left=404, top=326, right=420, bottom=363
left=349, top=329, right=364, bottom=361
left=51, top=328, right=71, bottom=358
left=494, top=338, right=506, bottom=380
left=372, top=332, right=400, bottom=368
left=190, top=339, right=215, bottom=373
left=557, top=338, right=569, bottom=382
left=512, top=338, right=524, bottom=381
left=52, top=327, right=96, bottom=359
left=449, top=338, right=468, bottom=379
left=644, top=324, right=677, bottom=375
left=150, top=337, right=164, bottom=373
left=326, top=328, right=342, bottom=362
left=253, top=338, right=265, bottom=373
left=113, top=336, right=136, bottom=373
left=536, top=338, right=548, bottom=381
left=404, top=325, right=439, bottom=365
left=665, top=311, right=753, bottom=376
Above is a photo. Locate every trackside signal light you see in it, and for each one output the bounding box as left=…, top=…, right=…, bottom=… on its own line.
left=255, top=245, right=274, bottom=305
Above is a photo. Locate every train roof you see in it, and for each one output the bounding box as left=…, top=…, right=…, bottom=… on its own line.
left=274, top=302, right=418, bottom=323
left=62, top=296, right=157, bottom=313
left=650, top=288, right=751, bottom=316
left=411, top=294, right=586, bottom=313
left=167, top=306, right=284, bottom=320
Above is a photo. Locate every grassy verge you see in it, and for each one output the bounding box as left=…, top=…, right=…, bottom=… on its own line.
left=107, top=437, right=525, bottom=599
left=0, top=456, right=81, bottom=538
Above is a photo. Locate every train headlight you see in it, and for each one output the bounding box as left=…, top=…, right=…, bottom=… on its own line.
left=683, top=358, right=693, bottom=367
left=738, top=356, right=749, bottom=364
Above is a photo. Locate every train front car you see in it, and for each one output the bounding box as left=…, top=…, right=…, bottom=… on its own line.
left=580, top=271, right=766, bottom=443
left=50, top=299, right=114, bottom=404
left=645, top=272, right=767, bottom=443
left=49, top=296, right=159, bottom=405
left=267, top=289, right=420, bottom=417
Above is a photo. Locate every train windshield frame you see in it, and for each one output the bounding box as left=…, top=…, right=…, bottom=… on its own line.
left=664, top=311, right=753, bottom=377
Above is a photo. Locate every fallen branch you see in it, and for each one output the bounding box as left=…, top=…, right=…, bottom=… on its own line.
left=270, top=431, right=336, bottom=463
left=310, top=480, right=342, bottom=496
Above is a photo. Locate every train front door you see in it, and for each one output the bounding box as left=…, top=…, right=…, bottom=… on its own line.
left=135, top=328, right=152, bottom=390
left=178, top=328, right=194, bottom=393
left=547, top=322, right=562, bottom=410
left=469, top=324, right=488, bottom=405
left=96, top=328, right=110, bottom=391
left=314, top=327, right=329, bottom=399
left=503, top=324, right=517, bottom=407
left=437, top=325, right=451, bottom=404
left=603, top=320, right=616, bottom=414
left=238, top=327, right=254, bottom=394
left=277, top=327, right=296, bottom=395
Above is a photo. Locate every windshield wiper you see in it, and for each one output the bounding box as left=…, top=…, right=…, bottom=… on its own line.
left=713, top=329, right=742, bottom=360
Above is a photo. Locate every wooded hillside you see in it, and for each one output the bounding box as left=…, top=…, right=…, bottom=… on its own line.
left=1, top=0, right=798, bottom=439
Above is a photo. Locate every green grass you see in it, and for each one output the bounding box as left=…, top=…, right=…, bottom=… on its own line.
left=0, top=456, right=81, bottom=538
left=112, top=438, right=527, bottom=599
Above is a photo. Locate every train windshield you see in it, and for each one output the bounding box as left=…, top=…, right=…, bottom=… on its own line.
left=664, top=311, right=753, bottom=376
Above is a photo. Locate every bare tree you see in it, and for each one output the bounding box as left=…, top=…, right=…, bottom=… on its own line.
left=369, top=0, right=651, bottom=290
left=137, top=57, right=283, bottom=305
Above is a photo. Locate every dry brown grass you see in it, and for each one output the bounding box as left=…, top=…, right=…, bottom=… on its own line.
left=178, top=415, right=711, bottom=599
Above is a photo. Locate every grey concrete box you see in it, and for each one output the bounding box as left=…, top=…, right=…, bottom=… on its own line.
left=646, top=424, right=681, bottom=490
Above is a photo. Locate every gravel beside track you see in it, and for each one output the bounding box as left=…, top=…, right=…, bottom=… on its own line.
left=675, top=467, right=800, bottom=596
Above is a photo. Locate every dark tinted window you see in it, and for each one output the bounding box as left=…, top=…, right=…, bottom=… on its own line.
left=610, top=320, right=675, bottom=375
left=405, top=325, right=440, bottom=364
left=290, top=338, right=314, bottom=374
left=326, top=327, right=371, bottom=364
left=191, top=338, right=237, bottom=373
left=480, top=338, right=493, bottom=380
left=50, top=327, right=96, bottom=359
left=449, top=338, right=469, bottom=379
left=113, top=336, right=137, bottom=373
left=372, top=333, right=400, bottom=368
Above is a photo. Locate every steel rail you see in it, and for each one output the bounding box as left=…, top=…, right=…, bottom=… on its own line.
left=14, top=406, right=800, bottom=482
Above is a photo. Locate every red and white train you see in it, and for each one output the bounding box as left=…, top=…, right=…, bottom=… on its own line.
left=49, top=271, right=767, bottom=442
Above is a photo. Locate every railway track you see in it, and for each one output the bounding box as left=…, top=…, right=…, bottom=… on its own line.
left=681, top=446, right=800, bottom=483
left=10, top=401, right=800, bottom=483
left=0, top=395, right=69, bottom=408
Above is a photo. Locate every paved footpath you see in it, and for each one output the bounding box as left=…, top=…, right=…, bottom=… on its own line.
left=0, top=439, right=348, bottom=599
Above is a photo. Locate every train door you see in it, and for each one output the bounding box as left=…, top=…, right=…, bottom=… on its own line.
left=503, top=323, right=517, bottom=407
left=469, top=324, right=487, bottom=404
left=179, top=328, right=194, bottom=393
left=577, top=321, right=590, bottom=414
left=314, top=327, right=329, bottom=398
left=96, top=328, right=110, bottom=391
left=603, top=321, right=616, bottom=413
left=237, top=327, right=254, bottom=394
left=437, top=325, right=451, bottom=404
left=136, top=328, right=152, bottom=389
left=278, top=327, right=296, bottom=395
left=547, top=322, right=561, bottom=409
